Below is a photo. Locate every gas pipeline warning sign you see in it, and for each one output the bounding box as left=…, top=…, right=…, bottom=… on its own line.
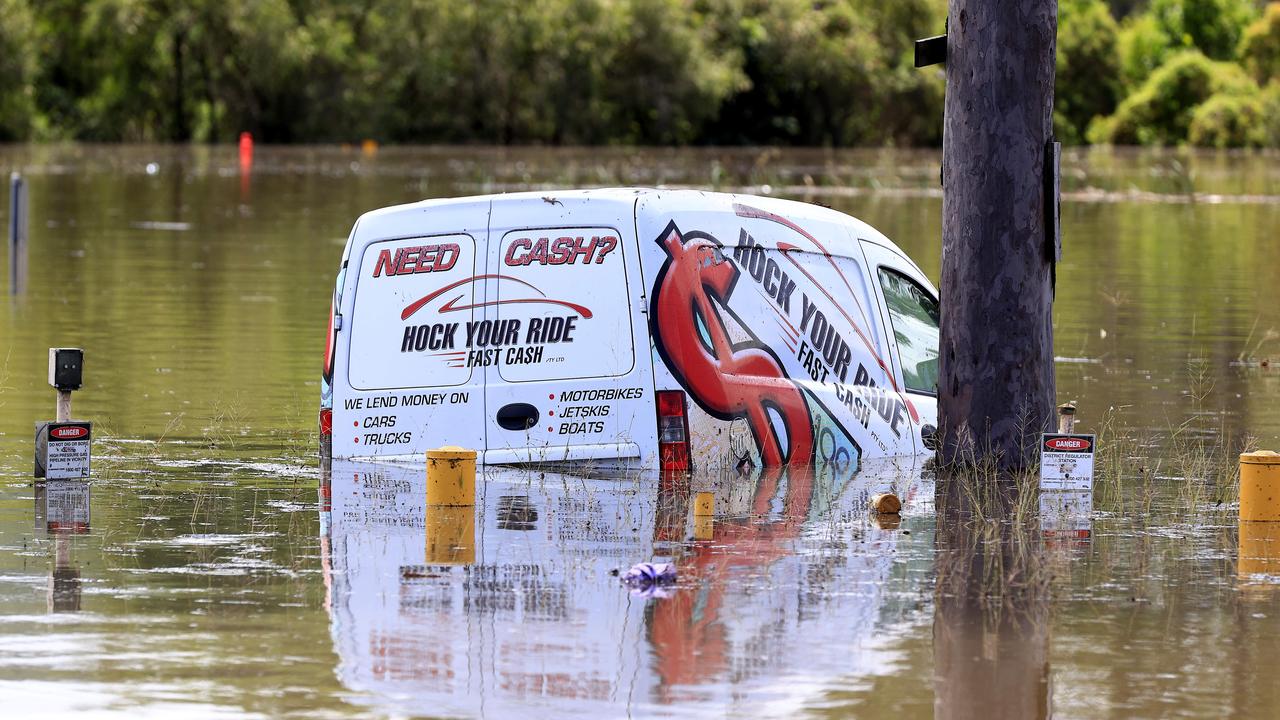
left=1040, top=433, right=1094, bottom=491
left=35, top=422, right=92, bottom=480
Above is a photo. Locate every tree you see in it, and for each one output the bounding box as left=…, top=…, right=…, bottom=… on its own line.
left=1090, top=50, right=1256, bottom=145
left=0, top=0, right=39, bottom=140
left=1240, top=3, right=1280, bottom=84
left=1150, top=0, right=1258, bottom=60
left=1056, top=0, right=1123, bottom=143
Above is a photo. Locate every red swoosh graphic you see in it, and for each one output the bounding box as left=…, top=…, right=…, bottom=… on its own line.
left=735, top=203, right=919, bottom=424
left=401, top=274, right=593, bottom=321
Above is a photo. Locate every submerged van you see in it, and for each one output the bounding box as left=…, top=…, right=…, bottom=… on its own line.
left=320, top=189, right=939, bottom=474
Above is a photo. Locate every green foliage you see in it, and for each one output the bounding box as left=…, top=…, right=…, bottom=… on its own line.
left=1149, top=0, right=1259, bottom=61
left=3, top=0, right=1277, bottom=147
left=697, top=0, right=945, bottom=146
left=1056, top=0, right=1124, bottom=144
left=1090, top=50, right=1256, bottom=145
left=1117, top=0, right=1259, bottom=89
left=1240, top=3, right=1280, bottom=84
left=0, top=0, right=39, bottom=140
left=1119, top=13, right=1177, bottom=88
left=1187, top=91, right=1266, bottom=146
left=1260, top=80, right=1280, bottom=145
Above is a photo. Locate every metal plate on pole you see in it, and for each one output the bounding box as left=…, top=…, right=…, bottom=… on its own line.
left=1040, top=433, right=1094, bottom=491
left=35, top=422, right=93, bottom=480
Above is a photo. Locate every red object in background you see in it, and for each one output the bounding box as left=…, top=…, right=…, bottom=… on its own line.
left=319, top=408, right=332, bottom=436
left=239, top=132, right=254, bottom=200
left=239, top=132, right=254, bottom=172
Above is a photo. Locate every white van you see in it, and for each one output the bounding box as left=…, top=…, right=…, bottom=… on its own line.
left=320, top=189, right=939, bottom=474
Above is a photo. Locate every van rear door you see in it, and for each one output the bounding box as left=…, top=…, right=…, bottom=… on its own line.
left=335, top=201, right=489, bottom=459
left=481, top=196, right=656, bottom=465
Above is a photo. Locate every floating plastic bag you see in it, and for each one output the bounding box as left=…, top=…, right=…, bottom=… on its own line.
left=622, top=561, right=680, bottom=589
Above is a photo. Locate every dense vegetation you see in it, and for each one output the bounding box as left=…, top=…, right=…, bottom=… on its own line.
left=0, top=0, right=1276, bottom=147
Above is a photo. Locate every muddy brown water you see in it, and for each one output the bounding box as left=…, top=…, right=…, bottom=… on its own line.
left=1, top=145, right=1278, bottom=718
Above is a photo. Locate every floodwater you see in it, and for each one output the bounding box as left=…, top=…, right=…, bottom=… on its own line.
left=1, top=144, right=1279, bottom=718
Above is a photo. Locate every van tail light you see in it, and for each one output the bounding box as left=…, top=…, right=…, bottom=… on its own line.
left=322, top=297, right=337, bottom=382
left=656, top=390, right=691, bottom=473
left=319, top=407, right=333, bottom=462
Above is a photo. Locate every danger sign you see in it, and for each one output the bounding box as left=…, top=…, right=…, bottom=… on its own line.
left=1040, top=433, right=1094, bottom=491
left=35, top=421, right=92, bottom=480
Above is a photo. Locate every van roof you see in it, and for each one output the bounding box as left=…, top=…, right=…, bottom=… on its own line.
left=349, top=188, right=923, bottom=276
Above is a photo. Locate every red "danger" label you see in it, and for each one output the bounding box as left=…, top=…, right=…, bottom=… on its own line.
left=1044, top=436, right=1091, bottom=452
left=50, top=426, right=89, bottom=440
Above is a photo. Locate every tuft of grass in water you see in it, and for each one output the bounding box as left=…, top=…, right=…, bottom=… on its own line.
left=1094, top=358, right=1254, bottom=519
left=0, top=348, right=11, bottom=408
left=1235, top=317, right=1279, bottom=364
left=203, top=398, right=248, bottom=450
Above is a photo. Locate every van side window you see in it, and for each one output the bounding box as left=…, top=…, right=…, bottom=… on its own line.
left=877, top=268, right=939, bottom=395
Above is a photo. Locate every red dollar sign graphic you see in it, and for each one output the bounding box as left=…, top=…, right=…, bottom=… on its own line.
left=652, top=223, right=814, bottom=467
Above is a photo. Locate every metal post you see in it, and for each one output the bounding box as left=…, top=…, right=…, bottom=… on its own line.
left=57, top=391, right=72, bottom=423
left=1056, top=403, right=1076, bottom=434
left=9, top=172, right=28, bottom=295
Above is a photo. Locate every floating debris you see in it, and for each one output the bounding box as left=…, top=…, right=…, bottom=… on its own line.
left=130, top=220, right=192, bottom=231
left=621, top=561, right=676, bottom=587
left=870, top=493, right=901, bottom=514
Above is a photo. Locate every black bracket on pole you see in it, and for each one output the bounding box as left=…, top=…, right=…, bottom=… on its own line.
left=915, top=35, right=946, bottom=67
left=914, top=18, right=947, bottom=68
left=1044, top=139, right=1062, bottom=296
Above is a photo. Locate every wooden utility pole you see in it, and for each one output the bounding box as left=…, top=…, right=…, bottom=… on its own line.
left=937, top=0, right=1058, bottom=469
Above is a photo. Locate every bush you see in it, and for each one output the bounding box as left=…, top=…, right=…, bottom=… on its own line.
left=1056, top=0, right=1124, bottom=143
left=1240, top=3, right=1280, bottom=84
left=1150, top=0, right=1258, bottom=60
left=1260, top=81, right=1280, bottom=146
left=1187, top=91, right=1265, bottom=146
left=1090, top=50, right=1256, bottom=144
left=1118, top=13, right=1175, bottom=88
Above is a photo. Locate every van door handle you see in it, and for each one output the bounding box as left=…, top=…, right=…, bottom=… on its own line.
left=496, top=402, right=540, bottom=431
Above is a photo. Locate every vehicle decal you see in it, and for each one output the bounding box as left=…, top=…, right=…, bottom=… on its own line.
left=503, top=235, right=618, bottom=266
left=650, top=221, right=814, bottom=468
left=733, top=203, right=919, bottom=425
left=401, top=274, right=594, bottom=321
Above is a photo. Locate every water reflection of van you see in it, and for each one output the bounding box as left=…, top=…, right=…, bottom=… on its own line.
left=320, top=189, right=940, bottom=471
left=320, top=459, right=923, bottom=718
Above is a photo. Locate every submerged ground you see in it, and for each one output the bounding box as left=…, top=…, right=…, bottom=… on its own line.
left=0, top=145, right=1278, bottom=718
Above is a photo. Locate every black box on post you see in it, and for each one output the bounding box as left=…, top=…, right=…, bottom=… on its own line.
left=48, top=348, right=84, bottom=391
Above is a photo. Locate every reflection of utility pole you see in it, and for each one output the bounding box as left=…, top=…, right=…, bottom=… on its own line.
left=933, top=488, right=1050, bottom=719
left=934, top=0, right=1059, bottom=468
left=49, top=533, right=82, bottom=613
left=39, top=479, right=91, bottom=613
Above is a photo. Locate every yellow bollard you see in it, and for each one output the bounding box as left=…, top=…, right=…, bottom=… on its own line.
left=693, top=491, right=714, bottom=517
left=1239, top=450, right=1280, bottom=522
left=1239, top=520, right=1280, bottom=577
left=425, top=505, right=476, bottom=565
left=694, top=516, right=714, bottom=541
left=427, top=446, right=477, bottom=507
